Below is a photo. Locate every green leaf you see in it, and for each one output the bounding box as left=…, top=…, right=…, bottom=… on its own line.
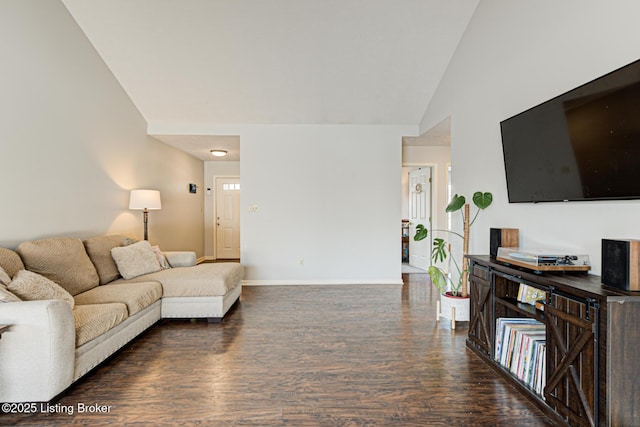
left=413, top=224, right=428, bottom=241
left=431, top=238, right=447, bottom=263
left=472, top=192, right=493, bottom=209
left=428, top=266, right=449, bottom=294
left=445, top=194, right=466, bottom=212
left=450, top=275, right=462, bottom=296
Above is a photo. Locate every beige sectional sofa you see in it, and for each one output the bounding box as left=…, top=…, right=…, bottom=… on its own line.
left=0, top=235, right=242, bottom=403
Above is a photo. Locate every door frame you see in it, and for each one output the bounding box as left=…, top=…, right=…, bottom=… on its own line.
left=213, top=175, right=241, bottom=260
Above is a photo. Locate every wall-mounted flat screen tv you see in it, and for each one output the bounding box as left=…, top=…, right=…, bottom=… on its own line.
left=500, top=59, right=640, bottom=203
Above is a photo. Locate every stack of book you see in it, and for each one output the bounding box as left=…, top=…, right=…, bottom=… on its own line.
left=495, top=317, right=546, bottom=395
left=517, top=283, right=547, bottom=305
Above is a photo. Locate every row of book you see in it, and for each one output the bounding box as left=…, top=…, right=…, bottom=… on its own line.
left=516, top=283, right=547, bottom=305
left=495, top=317, right=546, bottom=395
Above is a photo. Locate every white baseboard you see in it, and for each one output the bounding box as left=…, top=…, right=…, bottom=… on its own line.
left=242, top=279, right=403, bottom=286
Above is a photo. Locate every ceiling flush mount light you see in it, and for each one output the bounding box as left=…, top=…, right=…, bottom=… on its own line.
left=210, top=150, right=227, bottom=157
left=129, top=189, right=162, bottom=241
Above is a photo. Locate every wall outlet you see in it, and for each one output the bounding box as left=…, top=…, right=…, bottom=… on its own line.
left=248, top=204, right=259, bottom=213
left=299, top=259, right=304, bottom=266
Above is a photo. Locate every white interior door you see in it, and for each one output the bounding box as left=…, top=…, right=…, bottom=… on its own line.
left=215, top=177, right=241, bottom=259
left=408, top=167, right=431, bottom=270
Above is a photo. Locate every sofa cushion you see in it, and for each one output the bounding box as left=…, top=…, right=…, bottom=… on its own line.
left=0, top=283, right=21, bottom=303
left=83, top=234, right=137, bottom=285
left=0, top=266, right=11, bottom=286
left=16, top=238, right=99, bottom=296
left=74, top=281, right=162, bottom=316
left=0, top=263, right=20, bottom=302
left=111, top=241, right=162, bottom=280
left=0, top=247, right=25, bottom=278
left=163, top=251, right=196, bottom=268
left=114, top=263, right=243, bottom=297
left=73, top=303, right=128, bottom=347
left=7, top=270, right=75, bottom=309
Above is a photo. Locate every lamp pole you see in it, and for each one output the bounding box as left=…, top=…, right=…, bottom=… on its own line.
left=143, top=208, right=149, bottom=241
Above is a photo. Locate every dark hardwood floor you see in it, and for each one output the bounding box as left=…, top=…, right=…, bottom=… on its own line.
left=2, top=274, right=557, bottom=426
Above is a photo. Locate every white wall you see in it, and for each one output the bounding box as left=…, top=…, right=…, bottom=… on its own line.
left=204, top=161, right=241, bottom=258
left=420, top=0, right=640, bottom=275
left=238, top=125, right=411, bottom=284
left=0, top=0, right=204, bottom=254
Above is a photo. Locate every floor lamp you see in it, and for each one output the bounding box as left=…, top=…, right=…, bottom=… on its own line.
left=129, top=189, right=162, bottom=241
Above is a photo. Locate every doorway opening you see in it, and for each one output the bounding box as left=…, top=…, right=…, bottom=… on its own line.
left=401, top=117, right=452, bottom=274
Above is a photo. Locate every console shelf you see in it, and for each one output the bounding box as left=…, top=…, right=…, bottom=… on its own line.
left=495, top=296, right=544, bottom=321
left=467, top=255, right=640, bottom=427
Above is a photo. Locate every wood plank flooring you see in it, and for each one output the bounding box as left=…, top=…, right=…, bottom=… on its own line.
left=2, top=274, right=557, bottom=426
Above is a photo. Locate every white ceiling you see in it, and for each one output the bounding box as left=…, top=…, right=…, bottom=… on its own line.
left=62, top=0, right=477, bottom=157
left=402, top=116, right=450, bottom=146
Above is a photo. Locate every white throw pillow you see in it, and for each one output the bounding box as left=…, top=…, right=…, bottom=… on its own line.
left=111, top=240, right=162, bottom=279
left=7, top=270, right=74, bottom=308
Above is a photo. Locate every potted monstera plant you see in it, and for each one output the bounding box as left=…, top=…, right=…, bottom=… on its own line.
left=414, top=191, right=493, bottom=327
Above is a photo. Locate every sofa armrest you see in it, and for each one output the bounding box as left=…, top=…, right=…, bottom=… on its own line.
left=0, top=300, right=75, bottom=402
left=163, top=251, right=197, bottom=268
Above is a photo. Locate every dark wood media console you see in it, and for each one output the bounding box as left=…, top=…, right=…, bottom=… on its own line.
left=466, top=255, right=640, bottom=427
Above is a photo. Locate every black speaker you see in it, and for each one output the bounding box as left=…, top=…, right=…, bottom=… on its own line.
left=601, top=239, right=640, bottom=291
left=490, top=228, right=519, bottom=258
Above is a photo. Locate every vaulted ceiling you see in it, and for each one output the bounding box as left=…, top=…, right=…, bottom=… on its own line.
left=62, top=0, right=478, bottom=156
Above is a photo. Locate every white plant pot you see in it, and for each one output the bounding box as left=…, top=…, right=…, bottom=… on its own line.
left=436, top=292, right=470, bottom=329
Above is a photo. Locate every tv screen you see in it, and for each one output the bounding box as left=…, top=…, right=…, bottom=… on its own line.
left=500, top=59, right=640, bottom=203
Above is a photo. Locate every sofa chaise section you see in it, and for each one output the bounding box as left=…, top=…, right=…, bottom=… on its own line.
left=113, top=262, right=243, bottom=320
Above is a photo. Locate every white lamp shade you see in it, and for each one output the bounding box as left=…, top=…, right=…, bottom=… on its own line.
left=129, top=189, right=162, bottom=210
